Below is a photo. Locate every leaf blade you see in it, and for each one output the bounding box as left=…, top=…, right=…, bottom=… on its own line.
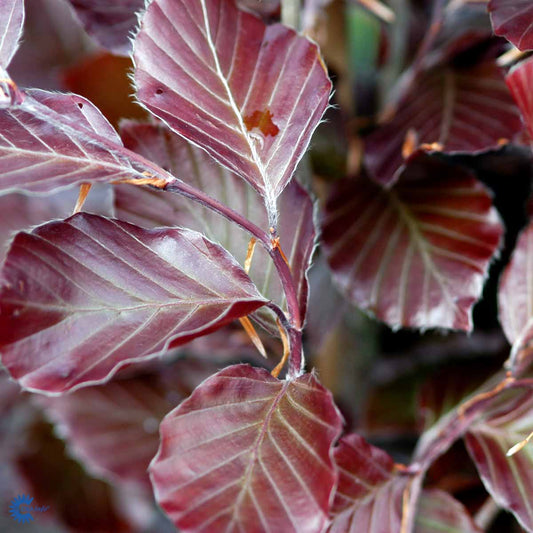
left=465, top=387, right=533, bottom=532
left=0, top=0, right=24, bottom=68
left=321, top=153, right=502, bottom=331
left=489, top=0, right=533, bottom=51
left=149, top=364, right=343, bottom=533
left=365, top=62, right=523, bottom=187
left=133, top=0, right=331, bottom=216
left=0, top=213, right=267, bottom=394
left=0, top=89, right=173, bottom=195
left=330, top=433, right=422, bottom=533
left=68, top=0, right=144, bottom=56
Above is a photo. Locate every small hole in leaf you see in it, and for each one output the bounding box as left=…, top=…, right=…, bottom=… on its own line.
left=77, top=102, right=83, bottom=109
left=156, top=88, right=164, bottom=95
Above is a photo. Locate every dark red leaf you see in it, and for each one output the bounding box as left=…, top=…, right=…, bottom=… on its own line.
left=321, top=153, right=502, bottom=331
left=150, top=364, right=343, bottom=533
left=68, top=0, right=145, bottom=56
left=0, top=0, right=24, bottom=67
left=38, top=359, right=220, bottom=490
left=365, top=62, right=522, bottom=187
left=414, top=489, right=482, bottom=533
left=489, top=0, right=533, bottom=51
left=330, top=433, right=422, bottom=533
left=0, top=89, right=174, bottom=194
left=237, top=0, right=280, bottom=18
left=506, top=56, right=533, bottom=142
left=465, top=386, right=533, bottom=532
left=133, top=0, right=331, bottom=218
left=499, top=220, right=533, bottom=374
left=115, top=121, right=315, bottom=332
left=0, top=185, right=113, bottom=264
left=0, top=213, right=266, bottom=394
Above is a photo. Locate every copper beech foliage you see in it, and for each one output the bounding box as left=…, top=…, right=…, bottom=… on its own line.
left=0, top=0, right=533, bottom=532
left=488, top=0, right=533, bottom=51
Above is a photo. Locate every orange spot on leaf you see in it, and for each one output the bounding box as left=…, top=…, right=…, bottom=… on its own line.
left=244, top=109, right=279, bottom=137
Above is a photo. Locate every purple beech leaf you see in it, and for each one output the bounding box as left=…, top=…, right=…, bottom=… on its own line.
left=365, top=62, right=523, bottom=187
left=465, top=387, right=533, bottom=532
left=0, top=185, right=114, bottom=264
left=0, top=213, right=267, bottom=394
left=237, top=0, right=280, bottom=18
left=68, top=0, right=145, bottom=56
left=133, top=0, right=331, bottom=219
left=506, top=56, right=533, bottom=142
left=0, top=89, right=175, bottom=195
left=321, top=152, right=503, bottom=331
left=489, top=0, right=533, bottom=51
left=0, top=0, right=24, bottom=68
left=329, top=433, right=423, bottom=533
left=414, top=489, right=482, bottom=533
left=37, top=359, right=220, bottom=490
left=499, top=221, right=533, bottom=375
left=149, top=364, right=343, bottom=533
left=115, top=121, right=316, bottom=332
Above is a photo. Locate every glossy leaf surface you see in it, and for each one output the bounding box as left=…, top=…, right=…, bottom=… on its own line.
left=506, top=56, right=533, bottom=142
left=150, top=364, right=343, bottom=533
left=489, top=0, right=533, bottom=51
left=330, top=433, right=422, bottom=533
left=133, top=0, right=331, bottom=215
left=0, top=213, right=266, bottom=394
left=38, top=359, right=219, bottom=490
left=414, top=489, right=481, bottom=533
left=0, top=89, right=174, bottom=195
left=499, top=220, right=533, bottom=374
left=115, top=121, right=315, bottom=331
left=321, top=153, right=502, bottom=331
left=0, top=0, right=24, bottom=67
left=465, top=387, right=533, bottom=532
left=365, top=62, right=523, bottom=187
left=68, top=0, right=144, bottom=56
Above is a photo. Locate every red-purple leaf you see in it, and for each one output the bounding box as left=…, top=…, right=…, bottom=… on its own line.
left=115, top=121, right=316, bottom=332
left=321, top=153, right=502, bottom=331
left=499, top=220, right=533, bottom=374
left=150, top=364, right=343, bottom=533
left=38, top=359, right=220, bottom=490
left=68, top=0, right=144, bottom=56
left=415, top=489, right=482, bottom=533
left=0, top=213, right=266, bottom=394
left=0, top=185, right=113, bottom=264
left=489, top=0, right=533, bottom=51
left=0, top=0, right=24, bottom=68
left=506, top=56, right=533, bottom=142
left=133, top=0, right=331, bottom=217
left=238, top=0, right=280, bottom=18
left=0, top=89, right=174, bottom=194
left=365, top=62, right=523, bottom=187
left=330, top=433, right=422, bottom=533
left=465, top=387, right=533, bottom=532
